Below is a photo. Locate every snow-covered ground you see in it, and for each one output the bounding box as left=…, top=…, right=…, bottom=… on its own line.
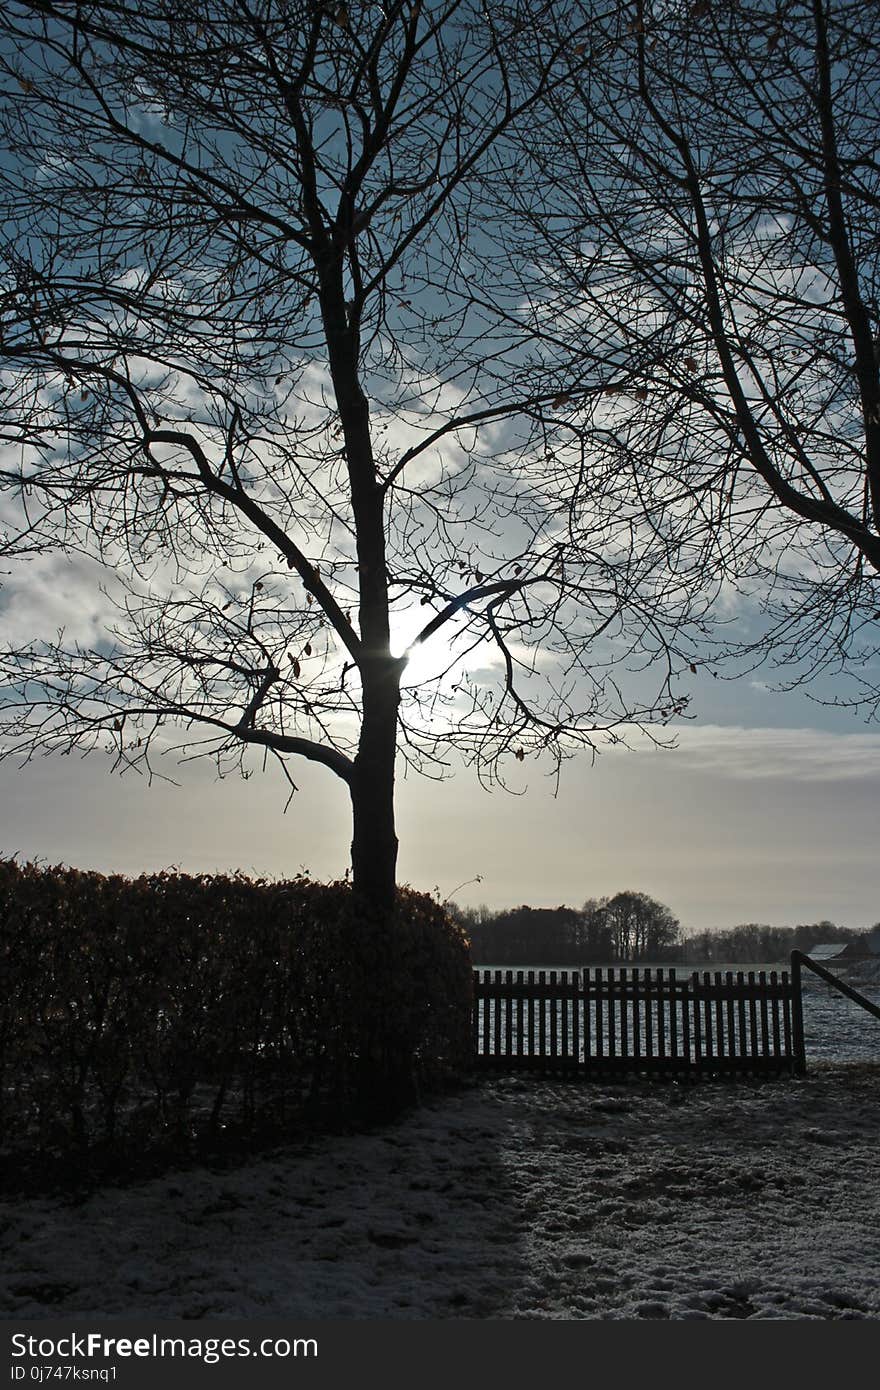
left=2, top=1063, right=879, bottom=1320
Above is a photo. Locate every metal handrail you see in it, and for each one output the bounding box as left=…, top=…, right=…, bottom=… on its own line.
left=790, top=949, right=880, bottom=1075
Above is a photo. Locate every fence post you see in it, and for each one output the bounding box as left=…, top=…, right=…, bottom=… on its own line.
left=790, top=952, right=807, bottom=1075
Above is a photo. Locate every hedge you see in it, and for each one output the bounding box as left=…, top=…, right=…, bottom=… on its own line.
left=0, top=860, right=473, bottom=1180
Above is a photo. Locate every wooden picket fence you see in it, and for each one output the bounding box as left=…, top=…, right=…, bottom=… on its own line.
left=471, top=966, right=804, bottom=1078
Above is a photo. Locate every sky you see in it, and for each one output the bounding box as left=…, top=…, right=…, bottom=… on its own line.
left=2, top=660, right=879, bottom=936
left=1, top=3, right=879, bottom=941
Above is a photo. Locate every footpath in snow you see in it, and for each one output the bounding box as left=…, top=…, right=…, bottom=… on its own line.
left=2, top=1063, right=879, bottom=1320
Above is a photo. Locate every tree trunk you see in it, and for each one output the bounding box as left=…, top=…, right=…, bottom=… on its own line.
left=311, top=251, right=418, bottom=1112
left=316, top=257, right=401, bottom=914
left=350, top=653, right=401, bottom=913
left=349, top=654, right=416, bottom=1121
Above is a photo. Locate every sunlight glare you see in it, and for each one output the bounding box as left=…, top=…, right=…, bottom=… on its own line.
left=391, top=606, right=467, bottom=689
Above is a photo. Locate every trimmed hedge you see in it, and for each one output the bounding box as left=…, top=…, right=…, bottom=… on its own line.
left=0, top=860, right=473, bottom=1177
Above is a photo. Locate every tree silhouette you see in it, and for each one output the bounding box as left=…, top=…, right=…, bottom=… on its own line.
left=599, top=890, right=680, bottom=962
left=508, top=0, right=880, bottom=710
left=0, top=1, right=699, bottom=910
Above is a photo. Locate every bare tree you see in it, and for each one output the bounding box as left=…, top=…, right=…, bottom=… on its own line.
left=0, top=1, right=702, bottom=910
left=597, top=890, right=680, bottom=961
left=504, top=0, right=880, bottom=711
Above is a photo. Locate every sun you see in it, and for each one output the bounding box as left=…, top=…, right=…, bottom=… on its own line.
left=390, top=605, right=468, bottom=690
left=397, top=631, right=452, bottom=688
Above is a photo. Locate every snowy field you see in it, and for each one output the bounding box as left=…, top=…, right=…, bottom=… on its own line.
left=800, top=970, right=880, bottom=1061
left=2, top=1061, right=879, bottom=1321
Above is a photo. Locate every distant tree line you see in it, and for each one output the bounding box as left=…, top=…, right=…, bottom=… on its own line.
left=452, top=895, right=871, bottom=966
left=452, top=892, right=681, bottom=965
left=679, top=921, right=866, bottom=965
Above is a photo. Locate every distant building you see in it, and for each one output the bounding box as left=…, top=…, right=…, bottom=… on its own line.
left=807, top=943, right=848, bottom=962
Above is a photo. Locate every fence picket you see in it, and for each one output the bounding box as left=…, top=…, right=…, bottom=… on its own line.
left=702, top=972, right=713, bottom=1067
left=515, top=969, right=524, bottom=1060
left=691, top=972, right=702, bottom=1069
left=561, top=971, right=570, bottom=1062
left=736, top=971, right=748, bottom=1065
left=713, top=971, right=724, bottom=1069
left=759, top=971, right=771, bottom=1061
left=668, top=968, right=678, bottom=1064
left=631, top=967, right=639, bottom=1061
left=781, top=969, right=793, bottom=1064
left=607, top=968, right=617, bottom=1061
left=725, top=970, right=736, bottom=1060
left=526, top=970, right=535, bottom=1061
left=770, top=970, right=782, bottom=1060
left=620, top=967, right=629, bottom=1063
left=748, top=970, right=759, bottom=1060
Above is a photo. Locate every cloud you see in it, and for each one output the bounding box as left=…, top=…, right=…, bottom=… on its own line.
left=639, top=723, right=880, bottom=783
left=0, top=550, right=121, bottom=647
